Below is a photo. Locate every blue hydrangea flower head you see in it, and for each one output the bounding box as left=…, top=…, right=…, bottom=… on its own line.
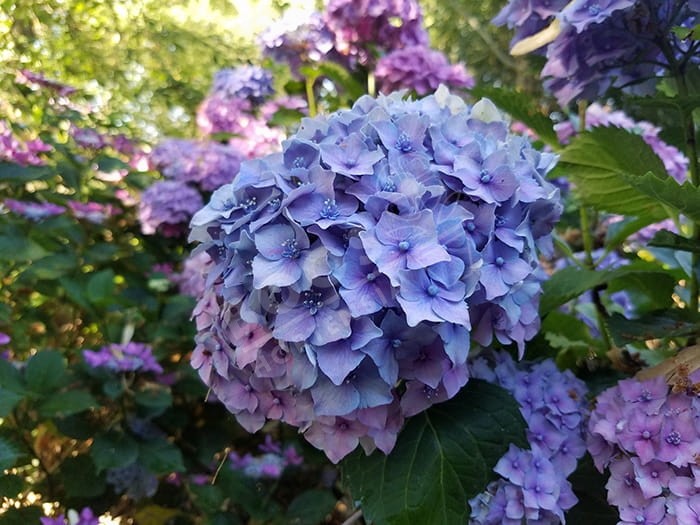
left=190, top=86, right=561, bottom=463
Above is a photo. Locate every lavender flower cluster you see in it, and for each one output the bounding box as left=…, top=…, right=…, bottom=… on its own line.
left=494, top=0, right=700, bottom=105
left=229, top=436, right=303, bottom=479
left=83, top=342, right=163, bottom=374
left=189, top=87, right=561, bottom=463
left=468, top=351, right=589, bottom=524
left=588, top=374, right=700, bottom=524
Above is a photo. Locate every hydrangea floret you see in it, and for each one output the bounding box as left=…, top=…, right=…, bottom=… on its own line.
left=189, top=86, right=561, bottom=463
left=468, top=350, right=589, bottom=524
left=588, top=371, right=700, bottom=523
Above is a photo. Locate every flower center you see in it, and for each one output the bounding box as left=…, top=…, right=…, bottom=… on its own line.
left=480, top=170, right=492, bottom=184
left=495, top=256, right=505, bottom=267
left=281, top=238, right=301, bottom=259
left=391, top=338, right=402, bottom=348
left=398, top=240, right=411, bottom=251
left=382, top=180, right=397, bottom=192
left=395, top=132, right=413, bottom=153
left=495, top=215, right=506, bottom=227
left=466, top=221, right=476, bottom=232
left=666, top=430, right=682, bottom=446
left=427, top=284, right=439, bottom=297
left=320, top=198, right=339, bottom=220
left=242, top=196, right=257, bottom=213
left=302, top=291, right=324, bottom=315
left=366, top=272, right=377, bottom=282
left=293, top=156, right=306, bottom=168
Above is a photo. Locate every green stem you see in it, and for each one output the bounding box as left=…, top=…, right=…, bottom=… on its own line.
left=305, top=76, right=317, bottom=118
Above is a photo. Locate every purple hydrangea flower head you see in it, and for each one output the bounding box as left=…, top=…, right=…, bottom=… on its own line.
left=138, top=180, right=204, bottom=237
left=150, top=139, right=245, bottom=192
left=323, top=0, right=429, bottom=66
left=469, top=350, right=589, bottom=524
left=83, top=342, right=163, bottom=374
left=210, top=66, right=274, bottom=104
left=375, top=46, right=475, bottom=96
left=495, top=0, right=700, bottom=105
left=0, top=121, right=52, bottom=166
left=3, top=199, right=65, bottom=221
left=189, top=87, right=561, bottom=463
left=260, top=10, right=340, bottom=76
left=588, top=373, right=700, bottom=522
left=68, top=200, right=119, bottom=224
left=196, top=94, right=255, bottom=137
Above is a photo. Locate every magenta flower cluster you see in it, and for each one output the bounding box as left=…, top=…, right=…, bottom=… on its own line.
left=188, top=88, right=561, bottom=463
left=138, top=180, right=204, bottom=237
left=83, top=342, right=163, bottom=374
left=469, top=351, right=589, bottom=524
left=588, top=374, right=700, bottom=524
left=3, top=198, right=65, bottom=221
left=494, top=0, right=700, bottom=105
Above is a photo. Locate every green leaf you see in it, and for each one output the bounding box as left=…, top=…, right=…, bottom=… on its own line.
left=86, top=269, right=116, bottom=305
left=55, top=413, right=101, bottom=440
left=343, top=380, right=527, bottom=525
left=648, top=229, right=700, bottom=253
left=134, top=385, right=172, bottom=416
left=38, top=389, right=97, bottom=417
left=60, top=455, right=106, bottom=498
left=0, top=506, right=43, bottom=525
left=606, top=310, right=700, bottom=346
left=20, top=253, right=79, bottom=281
left=0, top=474, right=23, bottom=498
left=0, top=235, right=48, bottom=262
left=139, top=439, right=185, bottom=475
left=540, top=262, right=671, bottom=316
left=621, top=172, right=700, bottom=223
left=0, top=162, right=52, bottom=182
left=471, top=86, right=559, bottom=146
left=286, top=489, right=336, bottom=525
left=300, top=62, right=366, bottom=101
left=604, top=216, right=659, bottom=249
left=567, top=454, right=618, bottom=525
left=91, top=431, right=139, bottom=472
left=216, top=468, right=281, bottom=520
left=0, top=388, right=24, bottom=417
left=0, top=436, right=22, bottom=470
left=559, top=127, right=670, bottom=219
left=0, top=359, right=25, bottom=393
left=25, top=350, right=67, bottom=394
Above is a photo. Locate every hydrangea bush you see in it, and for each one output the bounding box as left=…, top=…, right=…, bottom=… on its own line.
left=4, top=0, right=700, bottom=523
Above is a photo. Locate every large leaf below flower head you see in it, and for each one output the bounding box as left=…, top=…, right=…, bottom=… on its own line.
left=557, top=127, right=672, bottom=220
left=471, top=86, right=559, bottom=146
left=342, top=380, right=527, bottom=525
